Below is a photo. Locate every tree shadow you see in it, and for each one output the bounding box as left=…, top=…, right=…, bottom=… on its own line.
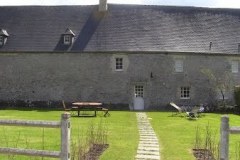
left=71, top=11, right=106, bottom=51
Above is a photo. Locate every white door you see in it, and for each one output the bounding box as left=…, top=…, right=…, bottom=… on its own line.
left=133, top=85, right=144, bottom=110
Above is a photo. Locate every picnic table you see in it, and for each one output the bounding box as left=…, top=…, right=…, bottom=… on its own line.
left=72, top=102, right=102, bottom=117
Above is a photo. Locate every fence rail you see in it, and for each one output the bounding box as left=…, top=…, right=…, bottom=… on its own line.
left=229, top=126, right=240, bottom=134
left=220, top=115, right=240, bottom=160
left=0, top=113, right=71, bottom=160
left=0, top=148, right=60, bottom=158
left=0, top=119, right=60, bottom=128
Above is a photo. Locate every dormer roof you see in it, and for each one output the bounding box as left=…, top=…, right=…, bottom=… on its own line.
left=0, top=29, right=9, bottom=37
left=64, top=28, right=75, bottom=36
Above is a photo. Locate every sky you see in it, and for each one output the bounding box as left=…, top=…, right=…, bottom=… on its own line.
left=0, top=0, right=239, bottom=9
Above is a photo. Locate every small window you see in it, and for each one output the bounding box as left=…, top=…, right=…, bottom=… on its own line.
left=0, top=36, right=3, bottom=46
left=135, top=85, right=144, bottom=98
left=62, top=28, right=75, bottom=45
left=180, top=86, right=190, bottom=99
left=175, top=59, right=183, bottom=72
left=115, top=58, right=123, bottom=71
left=231, top=61, right=238, bottom=73
left=64, top=35, right=71, bottom=45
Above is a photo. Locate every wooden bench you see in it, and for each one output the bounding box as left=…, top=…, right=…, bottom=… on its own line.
left=76, top=106, right=97, bottom=117
left=97, top=107, right=110, bottom=117
left=62, top=100, right=78, bottom=116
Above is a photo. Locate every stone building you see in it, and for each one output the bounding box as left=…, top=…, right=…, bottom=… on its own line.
left=0, top=1, right=240, bottom=110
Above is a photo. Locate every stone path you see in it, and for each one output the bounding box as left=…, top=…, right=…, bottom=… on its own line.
left=135, top=112, right=160, bottom=160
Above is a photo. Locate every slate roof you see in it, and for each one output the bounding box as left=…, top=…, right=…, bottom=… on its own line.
left=0, top=4, right=240, bottom=53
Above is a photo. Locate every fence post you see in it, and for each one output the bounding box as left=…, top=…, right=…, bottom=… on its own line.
left=220, top=115, right=229, bottom=160
left=60, top=113, right=71, bottom=160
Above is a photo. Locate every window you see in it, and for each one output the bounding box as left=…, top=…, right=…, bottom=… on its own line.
left=180, top=86, right=190, bottom=99
left=231, top=61, right=238, bottom=73
left=115, top=58, right=123, bottom=71
left=111, top=55, right=128, bottom=72
left=63, top=28, right=75, bottom=45
left=64, top=35, right=71, bottom=45
left=135, top=85, right=144, bottom=98
left=175, top=59, right=183, bottom=72
left=0, top=36, right=3, bottom=46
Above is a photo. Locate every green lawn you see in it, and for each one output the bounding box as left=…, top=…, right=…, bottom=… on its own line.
left=147, top=112, right=240, bottom=160
left=0, top=110, right=138, bottom=160
left=0, top=110, right=239, bottom=160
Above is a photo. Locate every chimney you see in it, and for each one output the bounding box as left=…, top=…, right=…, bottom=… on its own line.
left=99, top=0, right=107, bottom=12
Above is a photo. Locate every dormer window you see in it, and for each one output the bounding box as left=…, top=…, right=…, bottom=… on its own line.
left=0, top=29, right=9, bottom=46
left=64, top=35, right=71, bottom=45
left=63, top=28, right=75, bottom=45
left=0, top=36, right=4, bottom=46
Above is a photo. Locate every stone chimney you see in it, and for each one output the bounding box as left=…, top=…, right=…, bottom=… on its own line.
left=99, top=0, right=107, bottom=12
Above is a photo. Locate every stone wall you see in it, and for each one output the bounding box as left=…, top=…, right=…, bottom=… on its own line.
left=0, top=52, right=239, bottom=110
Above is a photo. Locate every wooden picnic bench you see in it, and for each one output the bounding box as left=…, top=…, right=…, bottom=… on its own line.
left=96, top=106, right=110, bottom=117
left=71, top=102, right=110, bottom=117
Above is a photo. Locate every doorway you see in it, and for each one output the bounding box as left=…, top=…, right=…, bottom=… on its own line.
left=133, top=85, right=144, bottom=110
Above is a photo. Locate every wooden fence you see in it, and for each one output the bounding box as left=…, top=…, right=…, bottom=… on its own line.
left=220, top=115, right=240, bottom=160
left=0, top=113, right=71, bottom=160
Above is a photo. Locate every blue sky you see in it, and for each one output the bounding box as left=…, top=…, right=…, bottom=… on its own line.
left=0, top=0, right=239, bottom=8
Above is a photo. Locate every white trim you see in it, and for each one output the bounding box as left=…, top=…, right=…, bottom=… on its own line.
left=180, top=97, right=191, bottom=100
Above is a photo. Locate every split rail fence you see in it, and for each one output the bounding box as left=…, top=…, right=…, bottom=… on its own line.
left=0, top=113, right=70, bottom=160
left=220, top=115, right=240, bottom=160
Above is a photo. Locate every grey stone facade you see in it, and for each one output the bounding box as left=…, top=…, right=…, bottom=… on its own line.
left=1, top=4, right=240, bottom=109
left=0, top=52, right=239, bottom=109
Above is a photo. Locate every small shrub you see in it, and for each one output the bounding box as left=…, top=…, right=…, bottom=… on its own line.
left=71, top=119, right=108, bottom=160
left=193, top=123, right=218, bottom=160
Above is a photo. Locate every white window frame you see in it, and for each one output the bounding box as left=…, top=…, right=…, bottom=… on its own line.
left=64, top=35, right=71, bottom=45
left=175, top=59, right=183, bottom=72
left=115, top=57, right=123, bottom=71
left=231, top=61, right=238, bottom=73
left=180, top=86, right=190, bottom=99
left=135, top=85, right=144, bottom=98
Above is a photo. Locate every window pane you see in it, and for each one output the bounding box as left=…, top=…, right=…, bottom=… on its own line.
left=64, top=35, right=71, bottom=44
left=0, top=36, right=3, bottom=45
left=180, top=86, right=190, bottom=99
left=115, top=58, right=123, bottom=70
left=175, top=59, right=183, bottom=72
left=135, top=85, right=144, bottom=98
left=231, top=61, right=238, bottom=73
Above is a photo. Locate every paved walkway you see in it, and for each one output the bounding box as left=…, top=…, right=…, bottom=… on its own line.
left=135, top=112, right=160, bottom=160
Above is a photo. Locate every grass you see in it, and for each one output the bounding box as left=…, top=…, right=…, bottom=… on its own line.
left=0, top=110, right=138, bottom=160
left=0, top=110, right=239, bottom=160
left=147, top=112, right=240, bottom=160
